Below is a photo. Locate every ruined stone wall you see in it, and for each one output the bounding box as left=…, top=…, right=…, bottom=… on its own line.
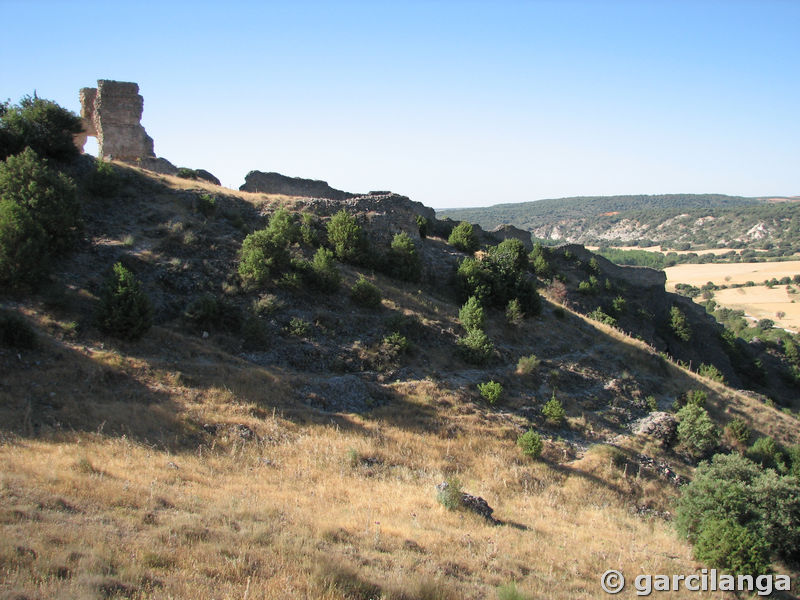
left=240, top=171, right=357, bottom=200
left=77, top=80, right=155, bottom=161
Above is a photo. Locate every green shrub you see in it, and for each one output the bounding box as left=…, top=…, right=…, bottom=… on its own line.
left=529, top=243, right=551, bottom=277
left=676, top=404, right=719, bottom=458
left=308, top=247, right=340, bottom=292
left=515, top=354, right=540, bottom=375
left=0, top=94, right=82, bottom=161
left=725, top=418, right=751, bottom=445
left=416, top=215, right=428, bottom=239
left=670, top=305, right=692, bottom=341
left=457, top=328, right=494, bottom=364
left=686, top=389, right=707, bottom=407
left=96, top=262, right=153, bottom=341
left=505, top=298, right=523, bottom=325
left=0, top=309, right=36, bottom=348
left=436, top=477, right=463, bottom=511
left=693, top=518, right=772, bottom=577
left=448, top=221, right=478, bottom=253
left=698, top=363, right=725, bottom=383
left=327, top=209, right=363, bottom=263
left=676, top=453, right=800, bottom=570
left=184, top=293, right=241, bottom=331
left=478, top=380, right=503, bottom=404
left=455, top=257, right=493, bottom=304
left=237, top=209, right=297, bottom=286
left=286, top=317, right=311, bottom=337
left=382, top=332, right=409, bottom=354
left=577, top=280, right=595, bottom=295
left=176, top=167, right=198, bottom=179
left=746, top=437, right=789, bottom=473
left=196, top=194, right=216, bottom=218
left=587, top=307, right=616, bottom=327
left=299, top=213, right=318, bottom=246
left=87, top=160, right=119, bottom=197
left=611, top=295, right=626, bottom=314
left=388, top=232, right=421, bottom=281
left=458, top=296, right=484, bottom=331
left=645, top=395, right=658, bottom=411
left=516, top=430, right=543, bottom=458
left=542, top=392, right=566, bottom=424
left=350, top=275, right=382, bottom=308
left=0, top=148, right=80, bottom=286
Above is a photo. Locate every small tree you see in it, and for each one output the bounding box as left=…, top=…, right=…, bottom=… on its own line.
left=388, top=232, right=421, bottom=281
left=670, top=306, right=692, bottom=342
left=309, top=247, right=340, bottom=292
left=676, top=404, right=718, bottom=459
left=457, top=328, right=494, bottom=364
left=458, top=296, right=484, bottom=331
left=96, top=262, right=153, bottom=341
left=415, top=214, right=428, bottom=239
left=517, top=430, right=543, bottom=458
left=515, top=354, right=540, bottom=375
left=542, top=391, right=565, bottom=424
left=0, top=148, right=80, bottom=286
left=350, top=275, right=382, bottom=308
left=327, top=209, right=363, bottom=263
left=448, top=221, right=478, bottom=253
left=505, top=298, right=524, bottom=325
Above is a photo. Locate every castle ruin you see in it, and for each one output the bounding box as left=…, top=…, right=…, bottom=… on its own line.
left=75, top=80, right=155, bottom=162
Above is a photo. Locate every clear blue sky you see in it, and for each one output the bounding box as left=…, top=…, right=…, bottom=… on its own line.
left=2, top=0, right=798, bottom=208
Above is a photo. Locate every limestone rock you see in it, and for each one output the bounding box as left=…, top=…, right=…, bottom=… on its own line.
left=435, top=481, right=496, bottom=522
left=194, top=169, right=220, bottom=186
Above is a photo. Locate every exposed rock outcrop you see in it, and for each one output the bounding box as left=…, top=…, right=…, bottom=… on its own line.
left=491, top=224, right=533, bottom=250
left=240, top=171, right=356, bottom=200
left=296, top=193, right=436, bottom=247
left=76, top=80, right=155, bottom=161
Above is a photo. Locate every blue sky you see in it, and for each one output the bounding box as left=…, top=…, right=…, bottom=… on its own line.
left=2, top=0, right=798, bottom=208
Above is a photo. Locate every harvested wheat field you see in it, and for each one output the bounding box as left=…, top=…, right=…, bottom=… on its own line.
left=711, top=285, right=800, bottom=332
left=665, top=260, right=800, bottom=288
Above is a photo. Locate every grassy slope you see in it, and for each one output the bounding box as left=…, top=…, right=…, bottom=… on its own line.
left=1, top=167, right=799, bottom=599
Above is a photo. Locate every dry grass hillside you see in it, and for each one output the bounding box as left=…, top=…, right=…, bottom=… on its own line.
left=2, top=163, right=799, bottom=599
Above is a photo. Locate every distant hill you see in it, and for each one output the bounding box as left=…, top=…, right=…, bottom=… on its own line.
left=438, top=194, right=800, bottom=249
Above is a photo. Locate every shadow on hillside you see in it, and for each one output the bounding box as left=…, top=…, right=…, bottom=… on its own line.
left=0, top=339, right=200, bottom=451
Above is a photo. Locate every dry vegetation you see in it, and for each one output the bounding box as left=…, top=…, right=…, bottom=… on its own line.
left=664, top=260, right=800, bottom=288
left=2, top=168, right=800, bottom=599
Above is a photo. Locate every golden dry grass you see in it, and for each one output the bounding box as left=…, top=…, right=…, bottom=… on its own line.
left=711, top=285, right=800, bottom=332
left=664, top=260, right=800, bottom=288
left=3, top=302, right=798, bottom=598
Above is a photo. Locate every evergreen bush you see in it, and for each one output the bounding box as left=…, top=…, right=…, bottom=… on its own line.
left=96, top=262, right=153, bottom=341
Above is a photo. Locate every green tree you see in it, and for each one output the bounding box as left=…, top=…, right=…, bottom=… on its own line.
left=458, top=296, right=485, bottom=331
left=388, top=232, right=421, bottom=281
left=517, top=430, right=543, bottom=458
left=327, top=209, right=363, bottom=262
left=676, top=404, right=718, bottom=458
left=0, top=148, right=80, bottom=286
left=96, top=262, right=153, bottom=340
left=457, top=328, right=494, bottom=364
left=448, top=221, right=478, bottom=253
left=309, top=247, right=340, bottom=292
left=670, top=305, right=692, bottom=342
left=0, top=94, right=83, bottom=161
left=350, top=275, right=382, bottom=308
left=542, top=391, right=566, bottom=424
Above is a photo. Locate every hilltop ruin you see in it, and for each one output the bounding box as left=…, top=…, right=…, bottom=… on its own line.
left=75, top=80, right=155, bottom=162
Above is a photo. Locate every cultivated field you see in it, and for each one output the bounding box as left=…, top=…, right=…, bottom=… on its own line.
left=664, top=260, right=800, bottom=287
left=712, top=286, right=800, bottom=331
left=664, top=261, right=800, bottom=332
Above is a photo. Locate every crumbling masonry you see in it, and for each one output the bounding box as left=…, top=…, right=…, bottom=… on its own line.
left=75, top=80, right=155, bottom=161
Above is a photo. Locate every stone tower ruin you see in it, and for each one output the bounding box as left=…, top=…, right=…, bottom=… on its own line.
left=75, top=80, right=155, bottom=161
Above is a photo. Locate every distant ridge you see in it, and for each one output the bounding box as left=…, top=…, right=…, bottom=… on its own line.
left=438, top=194, right=800, bottom=248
